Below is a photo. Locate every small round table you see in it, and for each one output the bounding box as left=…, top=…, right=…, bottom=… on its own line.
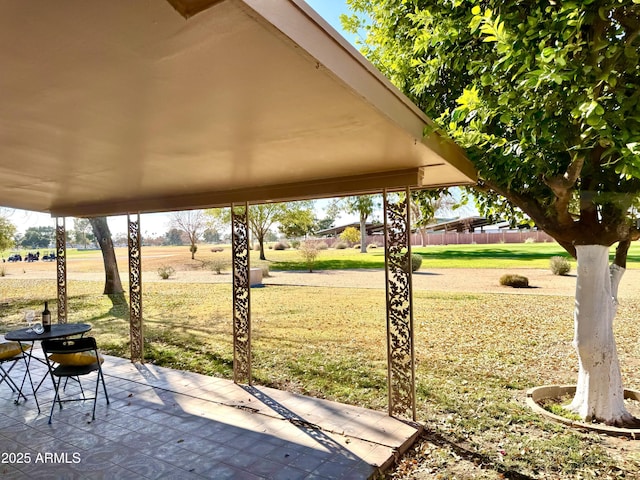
left=5, top=323, right=92, bottom=342
left=4, top=323, right=92, bottom=410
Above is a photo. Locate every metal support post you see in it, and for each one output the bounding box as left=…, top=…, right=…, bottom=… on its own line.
left=128, top=214, right=143, bottom=363
left=384, top=188, right=416, bottom=420
left=55, top=217, right=67, bottom=324
left=232, top=203, right=251, bottom=384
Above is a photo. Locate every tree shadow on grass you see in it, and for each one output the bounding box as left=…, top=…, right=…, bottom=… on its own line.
left=103, top=292, right=129, bottom=320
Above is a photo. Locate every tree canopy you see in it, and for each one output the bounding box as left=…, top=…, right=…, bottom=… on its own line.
left=343, top=0, right=640, bottom=258
left=277, top=201, right=317, bottom=239
left=20, top=226, right=55, bottom=249
left=207, top=201, right=316, bottom=260
left=0, top=216, right=16, bottom=253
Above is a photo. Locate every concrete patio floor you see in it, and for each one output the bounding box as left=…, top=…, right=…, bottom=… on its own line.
left=0, top=345, right=421, bottom=479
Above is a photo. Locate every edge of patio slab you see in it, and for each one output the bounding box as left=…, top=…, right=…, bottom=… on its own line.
left=105, top=356, right=424, bottom=478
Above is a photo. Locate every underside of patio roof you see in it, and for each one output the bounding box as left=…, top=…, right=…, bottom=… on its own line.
left=0, top=0, right=475, bottom=218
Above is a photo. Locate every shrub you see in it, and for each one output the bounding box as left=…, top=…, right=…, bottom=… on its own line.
left=339, top=226, right=360, bottom=245
left=273, top=242, right=287, bottom=250
left=189, top=244, right=198, bottom=255
left=316, top=241, right=329, bottom=250
left=210, top=247, right=224, bottom=253
left=334, top=242, right=348, bottom=250
left=367, top=243, right=378, bottom=249
left=290, top=240, right=301, bottom=249
left=354, top=244, right=361, bottom=249
left=399, top=253, right=423, bottom=273
left=207, top=258, right=228, bottom=275
left=261, top=265, right=271, bottom=278
left=524, top=237, right=536, bottom=243
left=253, top=243, right=261, bottom=251
left=299, top=241, right=320, bottom=272
left=157, top=265, right=175, bottom=280
left=410, top=253, right=422, bottom=272
left=500, top=274, right=529, bottom=288
left=550, top=256, right=571, bottom=276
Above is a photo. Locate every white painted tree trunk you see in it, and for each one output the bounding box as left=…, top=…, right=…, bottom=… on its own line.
left=567, top=245, right=633, bottom=425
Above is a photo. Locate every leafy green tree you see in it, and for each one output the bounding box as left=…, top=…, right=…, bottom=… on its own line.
left=202, top=228, right=221, bottom=244
left=339, top=226, right=360, bottom=246
left=344, top=0, right=640, bottom=426
left=330, top=195, right=380, bottom=252
left=164, top=228, right=184, bottom=246
left=20, top=226, right=55, bottom=249
left=313, top=215, right=335, bottom=233
left=0, top=216, right=16, bottom=255
left=277, top=201, right=316, bottom=239
left=208, top=202, right=312, bottom=260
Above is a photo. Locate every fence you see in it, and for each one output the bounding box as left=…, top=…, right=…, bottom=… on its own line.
left=410, top=230, right=554, bottom=245
left=309, top=230, right=554, bottom=248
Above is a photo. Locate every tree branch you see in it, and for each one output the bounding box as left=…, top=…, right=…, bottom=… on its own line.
left=579, top=146, right=608, bottom=227
left=543, top=156, right=584, bottom=226
left=614, top=238, right=631, bottom=269
left=612, top=7, right=640, bottom=44
left=475, top=178, right=581, bottom=256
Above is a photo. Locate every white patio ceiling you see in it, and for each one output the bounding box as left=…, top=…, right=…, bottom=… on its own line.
left=0, top=0, right=476, bottom=218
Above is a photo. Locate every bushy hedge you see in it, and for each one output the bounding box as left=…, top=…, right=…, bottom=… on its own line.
left=157, top=266, right=175, bottom=280
left=499, top=274, right=529, bottom=288
left=410, top=253, right=423, bottom=272
left=399, top=253, right=423, bottom=273
left=550, top=256, right=571, bottom=276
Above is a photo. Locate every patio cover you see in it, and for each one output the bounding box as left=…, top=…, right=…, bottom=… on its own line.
left=0, top=0, right=475, bottom=218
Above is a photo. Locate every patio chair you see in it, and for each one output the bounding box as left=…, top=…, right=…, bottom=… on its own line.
left=0, top=341, right=35, bottom=406
left=42, top=337, right=109, bottom=424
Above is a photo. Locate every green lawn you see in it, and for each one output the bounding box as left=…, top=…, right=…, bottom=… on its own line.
left=262, top=241, right=640, bottom=270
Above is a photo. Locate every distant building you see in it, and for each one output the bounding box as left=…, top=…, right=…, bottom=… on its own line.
left=315, top=222, right=384, bottom=237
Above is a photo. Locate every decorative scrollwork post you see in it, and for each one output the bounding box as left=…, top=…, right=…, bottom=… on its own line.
left=128, top=214, right=143, bottom=363
left=55, top=217, right=67, bottom=324
left=384, top=188, right=416, bottom=420
left=232, top=203, right=252, bottom=385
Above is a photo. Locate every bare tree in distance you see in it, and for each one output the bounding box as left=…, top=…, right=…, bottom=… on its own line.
left=170, top=210, right=207, bottom=260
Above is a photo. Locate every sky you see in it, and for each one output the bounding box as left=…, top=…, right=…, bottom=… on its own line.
left=4, top=1, right=358, bottom=236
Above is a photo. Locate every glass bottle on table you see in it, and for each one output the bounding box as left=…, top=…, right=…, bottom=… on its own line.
left=42, top=301, right=51, bottom=333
